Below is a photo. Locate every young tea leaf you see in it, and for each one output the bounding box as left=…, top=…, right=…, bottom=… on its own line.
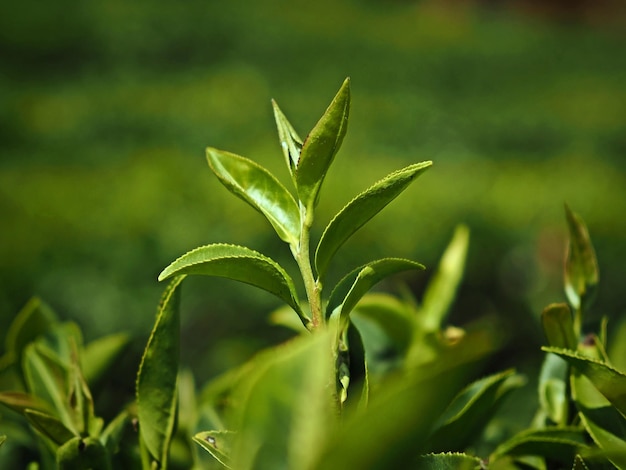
left=56, top=436, right=112, bottom=470
left=538, top=352, right=569, bottom=425
left=427, top=369, right=525, bottom=453
left=0, top=391, right=50, bottom=415
left=326, top=258, right=424, bottom=326
left=564, top=204, right=599, bottom=313
left=543, top=346, right=626, bottom=416
left=272, top=99, right=303, bottom=178
left=541, top=303, right=577, bottom=350
left=24, top=409, right=77, bottom=446
left=136, top=275, right=184, bottom=468
left=419, top=224, right=469, bottom=332
left=296, top=78, right=350, bottom=213
left=159, top=243, right=305, bottom=322
left=315, top=161, right=432, bottom=280
left=207, top=148, right=301, bottom=246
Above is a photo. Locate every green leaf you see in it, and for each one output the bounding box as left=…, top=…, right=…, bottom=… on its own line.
left=56, top=436, right=112, bottom=470
left=296, top=77, right=350, bottom=212
left=578, top=412, right=626, bottom=469
left=326, top=258, right=424, bottom=326
left=207, top=147, right=301, bottom=245
left=100, top=410, right=130, bottom=455
left=229, top=330, right=335, bottom=470
left=193, top=430, right=234, bottom=469
left=417, top=452, right=483, bottom=469
left=544, top=346, right=626, bottom=417
left=136, top=276, right=184, bottom=468
left=538, top=352, right=569, bottom=425
left=490, top=427, right=588, bottom=463
left=0, top=391, right=50, bottom=414
left=67, top=350, right=102, bottom=438
left=272, top=99, right=303, bottom=178
left=0, top=435, right=5, bottom=447
left=419, top=224, right=469, bottom=332
left=428, top=369, right=525, bottom=453
left=24, top=409, right=77, bottom=446
left=159, top=243, right=304, bottom=321
left=564, top=204, right=599, bottom=313
left=541, top=303, right=577, bottom=350
left=315, top=161, right=431, bottom=280
left=22, top=343, right=74, bottom=431
left=81, top=333, right=130, bottom=387
left=1, top=297, right=56, bottom=372
left=344, top=322, right=368, bottom=409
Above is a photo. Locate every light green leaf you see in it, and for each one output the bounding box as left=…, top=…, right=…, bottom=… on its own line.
left=296, top=77, right=350, bottom=212
left=230, top=330, right=335, bottom=470
left=578, top=412, right=626, bottom=469
left=193, top=430, right=234, bottom=469
left=68, top=351, right=102, bottom=438
left=24, top=409, right=77, bottom=446
left=428, top=369, right=525, bottom=453
left=419, top=224, right=469, bottom=331
left=417, top=452, right=483, bottom=469
left=207, top=148, right=301, bottom=245
left=541, top=303, right=577, bottom=350
left=564, top=204, right=599, bottom=313
left=136, top=276, right=184, bottom=468
left=159, top=243, right=304, bottom=321
left=326, top=258, right=424, bottom=326
left=1, top=297, right=56, bottom=372
left=315, top=161, right=431, bottom=280
left=81, top=333, right=130, bottom=387
left=490, top=427, right=588, bottom=463
left=272, top=99, right=303, bottom=178
left=56, top=436, right=112, bottom=470
left=538, top=352, right=569, bottom=425
left=544, top=346, right=626, bottom=417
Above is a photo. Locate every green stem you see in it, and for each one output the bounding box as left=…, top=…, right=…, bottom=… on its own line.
left=293, top=207, right=323, bottom=330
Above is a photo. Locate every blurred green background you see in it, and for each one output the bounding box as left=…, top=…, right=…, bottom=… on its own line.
left=2, top=0, right=626, bottom=384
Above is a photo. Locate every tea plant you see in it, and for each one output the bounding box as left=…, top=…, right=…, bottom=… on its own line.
left=2, top=78, right=625, bottom=469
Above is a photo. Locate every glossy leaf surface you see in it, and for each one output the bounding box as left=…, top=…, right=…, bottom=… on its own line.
left=326, top=258, right=424, bottom=325
left=419, top=224, right=469, bottom=331
left=315, top=161, right=431, bottom=280
left=564, top=205, right=599, bottom=312
left=541, top=303, right=577, bottom=350
left=296, top=78, right=350, bottom=212
left=544, top=346, right=626, bottom=416
left=137, top=276, right=184, bottom=467
left=207, top=148, right=301, bottom=245
left=193, top=430, right=234, bottom=469
left=230, top=331, right=334, bottom=470
left=159, top=243, right=303, bottom=318
left=272, top=99, right=302, bottom=177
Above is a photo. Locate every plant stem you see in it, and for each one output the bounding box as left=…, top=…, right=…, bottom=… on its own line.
left=294, top=207, right=323, bottom=330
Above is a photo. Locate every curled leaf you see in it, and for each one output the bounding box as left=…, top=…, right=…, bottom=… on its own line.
left=326, top=258, right=424, bottom=325
left=272, top=99, right=303, bottom=178
left=315, top=161, right=431, bottom=280
left=159, top=244, right=304, bottom=321
left=541, top=303, right=577, bottom=350
left=207, top=148, right=301, bottom=246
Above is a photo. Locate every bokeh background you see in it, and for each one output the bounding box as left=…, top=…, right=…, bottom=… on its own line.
left=2, top=0, right=626, bottom=386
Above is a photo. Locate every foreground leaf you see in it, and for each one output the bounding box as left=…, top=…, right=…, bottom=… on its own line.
left=159, top=244, right=303, bottom=320
left=544, top=346, right=626, bottom=416
left=193, top=430, right=234, bottom=469
left=230, top=331, right=335, bottom=470
left=296, top=78, right=350, bottom=212
left=538, top=352, right=570, bottom=425
left=136, top=276, right=184, bottom=468
left=315, top=161, right=431, bottom=280
left=326, top=258, right=424, bottom=325
left=207, top=148, right=301, bottom=245
left=417, top=452, right=483, bottom=469
left=56, top=436, right=111, bottom=470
